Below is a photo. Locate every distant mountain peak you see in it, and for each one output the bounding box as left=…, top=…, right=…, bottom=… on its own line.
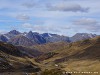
left=29, top=30, right=33, bottom=33
left=42, top=33, right=58, bottom=38
left=42, top=33, right=52, bottom=37
left=8, top=30, right=21, bottom=35
left=28, top=31, right=39, bottom=35
left=70, top=33, right=97, bottom=42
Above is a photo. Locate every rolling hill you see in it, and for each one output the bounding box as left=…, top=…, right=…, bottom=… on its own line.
left=34, top=36, right=100, bottom=75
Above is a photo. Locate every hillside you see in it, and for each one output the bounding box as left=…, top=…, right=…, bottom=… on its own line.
left=34, top=36, right=100, bottom=75
left=31, top=42, right=68, bottom=53
left=37, top=36, right=100, bottom=62
left=0, top=41, right=41, bottom=74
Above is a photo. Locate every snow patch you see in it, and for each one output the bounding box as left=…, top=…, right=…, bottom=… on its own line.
left=3, top=35, right=10, bottom=39
left=48, top=33, right=52, bottom=37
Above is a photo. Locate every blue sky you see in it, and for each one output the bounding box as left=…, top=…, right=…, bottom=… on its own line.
left=0, top=0, right=100, bottom=36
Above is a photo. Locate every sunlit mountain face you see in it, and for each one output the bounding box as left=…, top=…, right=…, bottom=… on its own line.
left=0, top=0, right=100, bottom=75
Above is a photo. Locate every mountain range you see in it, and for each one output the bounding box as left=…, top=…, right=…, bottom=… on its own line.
left=0, top=30, right=98, bottom=46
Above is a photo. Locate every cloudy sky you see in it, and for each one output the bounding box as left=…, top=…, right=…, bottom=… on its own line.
left=0, top=0, right=100, bottom=36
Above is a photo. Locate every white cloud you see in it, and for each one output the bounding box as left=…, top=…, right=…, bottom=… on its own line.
left=73, top=18, right=98, bottom=25
left=0, top=30, right=7, bottom=34
left=73, top=18, right=100, bottom=32
left=46, top=3, right=89, bottom=12
left=21, top=22, right=71, bottom=34
left=22, top=2, right=36, bottom=8
left=16, top=14, right=30, bottom=21
left=22, top=23, right=32, bottom=28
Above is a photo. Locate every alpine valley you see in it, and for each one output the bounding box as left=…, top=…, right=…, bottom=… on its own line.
left=0, top=30, right=100, bottom=75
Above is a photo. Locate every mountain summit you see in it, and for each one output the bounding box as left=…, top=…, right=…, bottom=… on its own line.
left=70, top=33, right=97, bottom=42
left=8, top=30, right=21, bottom=35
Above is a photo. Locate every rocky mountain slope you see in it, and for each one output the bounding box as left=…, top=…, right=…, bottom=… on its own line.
left=8, top=35, right=36, bottom=46
left=41, top=33, right=70, bottom=43
left=0, top=35, right=9, bottom=42
left=70, top=33, right=97, bottom=42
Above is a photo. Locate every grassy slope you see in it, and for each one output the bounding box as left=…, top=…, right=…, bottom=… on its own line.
left=30, top=42, right=68, bottom=53
left=34, top=36, right=100, bottom=75
left=0, top=42, right=40, bottom=75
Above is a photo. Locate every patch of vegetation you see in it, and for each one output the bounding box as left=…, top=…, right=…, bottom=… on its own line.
left=41, top=69, right=63, bottom=75
left=35, top=52, right=58, bottom=62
